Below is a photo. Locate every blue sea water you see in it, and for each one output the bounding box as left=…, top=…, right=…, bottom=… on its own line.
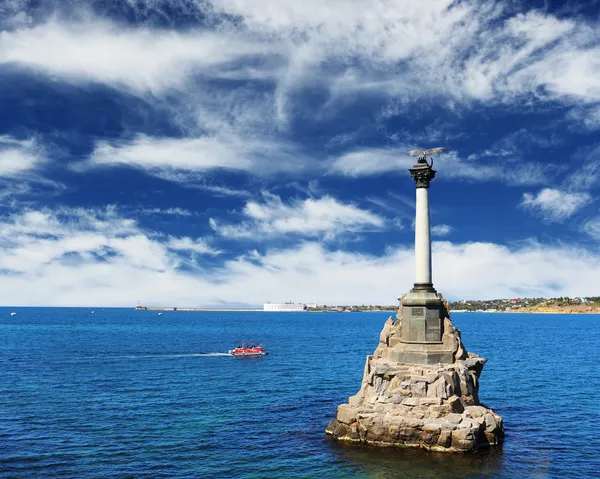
left=1, top=308, right=599, bottom=479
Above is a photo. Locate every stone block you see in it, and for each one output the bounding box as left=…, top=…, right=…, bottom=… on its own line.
left=349, top=422, right=360, bottom=441
left=402, top=397, right=420, bottom=407
left=484, top=432, right=500, bottom=445
left=483, top=413, right=502, bottom=434
left=452, top=428, right=475, bottom=441
left=379, top=317, right=394, bottom=345
left=446, top=396, right=464, bottom=413
left=446, top=413, right=463, bottom=425
left=422, top=423, right=442, bottom=433
left=465, top=406, right=487, bottom=418
left=442, top=371, right=459, bottom=396
left=366, top=425, right=386, bottom=443
left=437, top=430, right=452, bottom=448
left=333, top=422, right=348, bottom=438
left=348, top=393, right=363, bottom=407
left=421, top=431, right=439, bottom=445
left=336, top=404, right=357, bottom=425
left=452, top=438, right=476, bottom=452
left=325, top=419, right=337, bottom=435
left=410, top=380, right=427, bottom=397
left=427, top=377, right=450, bottom=399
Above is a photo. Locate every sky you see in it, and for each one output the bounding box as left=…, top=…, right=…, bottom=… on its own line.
left=1, top=0, right=600, bottom=307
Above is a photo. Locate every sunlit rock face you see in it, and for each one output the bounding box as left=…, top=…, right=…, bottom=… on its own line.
left=326, top=300, right=504, bottom=453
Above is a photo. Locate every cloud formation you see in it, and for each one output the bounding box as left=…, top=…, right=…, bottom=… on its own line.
left=0, top=20, right=275, bottom=93
left=0, top=135, right=44, bottom=177
left=520, top=188, right=592, bottom=222
left=2, top=1, right=600, bottom=307
left=210, top=194, right=385, bottom=240
left=330, top=148, right=549, bottom=186
left=0, top=206, right=599, bottom=306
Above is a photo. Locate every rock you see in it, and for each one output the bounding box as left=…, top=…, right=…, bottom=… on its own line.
left=348, top=393, right=363, bottom=407
left=333, top=422, right=349, bottom=438
left=349, top=422, right=360, bottom=441
left=366, top=425, right=388, bottom=443
left=336, top=404, right=357, bottom=425
left=379, top=317, right=394, bottom=345
left=419, top=397, right=442, bottom=406
left=452, top=427, right=475, bottom=441
left=453, top=438, right=476, bottom=452
left=447, top=396, right=465, bottom=413
left=437, top=430, right=452, bottom=448
left=427, top=377, right=450, bottom=399
left=401, top=397, right=421, bottom=407
left=446, top=413, right=463, bottom=425
left=375, top=364, right=391, bottom=376
left=325, top=419, right=337, bottom=435
left=465, top=405, right=487, bottom=418
left=410, top=379, right=427, bottom=397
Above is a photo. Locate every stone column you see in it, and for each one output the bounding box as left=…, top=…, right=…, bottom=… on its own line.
left=415, top=187, right=432, bottom=287
left=409, top=161, right=436, bottom=292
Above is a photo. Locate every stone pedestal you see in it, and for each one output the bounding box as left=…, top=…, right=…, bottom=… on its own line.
left=326, top=300, right=504, bottom=453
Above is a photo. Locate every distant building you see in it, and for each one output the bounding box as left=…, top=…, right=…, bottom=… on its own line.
left=264, top=302, right=306, bottom=312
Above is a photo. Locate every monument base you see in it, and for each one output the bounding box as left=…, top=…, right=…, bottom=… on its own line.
left=326, top=298, right=504, bottom=453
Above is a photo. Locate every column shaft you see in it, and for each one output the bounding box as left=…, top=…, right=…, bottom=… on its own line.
left=414, top=187, right=432, bottom=285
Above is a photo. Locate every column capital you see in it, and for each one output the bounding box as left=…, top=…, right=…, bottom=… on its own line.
left=409, top=162, right=436, bottom=188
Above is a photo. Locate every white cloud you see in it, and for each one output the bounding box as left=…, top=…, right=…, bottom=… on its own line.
left=431, top=224, right=452, bottom=237
left=328, top=147, right=413, bottom=177
left=2, top=4, right=600, bottom=113
left=520, top=188, right=592, bottom=222
left=582, top=216, right=600, bottom=240
left=0, top=20, right=277, bottom=93
left=87, top=135, right=252, bottom=171
left=167, top=236, right=221, bottom=255
left=568, top=105, right=600, bottom=131
left=1, top=209, right=600, bottom=306
left=210, top=194, right=385, bottom=239
left=0, top=135, right=44, bottom=177
left=330, top=147, right=549, bottom=185
left=83, top=133, right=313, bottom=178
left=138, top=207, right=194, bottom=216
left=0, top=207, right=219, bottom=280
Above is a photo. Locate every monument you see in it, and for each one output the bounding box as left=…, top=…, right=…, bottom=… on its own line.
left=326, top=148, right=504, bottom=453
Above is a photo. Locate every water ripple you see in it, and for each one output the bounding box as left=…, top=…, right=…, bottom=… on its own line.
left=0, top=309, right=599, bottom=478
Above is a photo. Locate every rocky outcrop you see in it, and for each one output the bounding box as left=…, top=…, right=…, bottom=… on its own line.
left=326, top=303, right=503, bottom=453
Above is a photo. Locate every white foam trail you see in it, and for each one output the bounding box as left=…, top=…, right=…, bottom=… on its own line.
left=84, top=352, right=233, bottom=360
left=185, top=353, right=231, bottom=357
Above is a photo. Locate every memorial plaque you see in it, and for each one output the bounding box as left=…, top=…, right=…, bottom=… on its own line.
left=412, top=307, right=424, bottom=317
left=425, top=317, right=442, bottom=342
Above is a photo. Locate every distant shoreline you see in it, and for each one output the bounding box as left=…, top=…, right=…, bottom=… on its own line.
left=134, top=306, right=399, bottom=313
left=453, top=309, right=600, bottom=315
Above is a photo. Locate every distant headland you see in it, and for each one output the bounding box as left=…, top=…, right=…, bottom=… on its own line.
left=135, top=297, right=600, bottom=314
left=449, top=296, right=600, bottom=314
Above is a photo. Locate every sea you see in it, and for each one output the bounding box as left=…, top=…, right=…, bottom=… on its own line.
left=1, top=308, right=599, bottom=479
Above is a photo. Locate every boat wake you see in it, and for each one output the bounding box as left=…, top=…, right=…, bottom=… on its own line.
left=118, top=352, right=231, bottom=359
left=62, top=352, right=234, bottom=363
left=189, top=352, right=231, bottom=357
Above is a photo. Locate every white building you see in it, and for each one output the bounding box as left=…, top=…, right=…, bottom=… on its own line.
left=264, top=302, right=306, bottom=312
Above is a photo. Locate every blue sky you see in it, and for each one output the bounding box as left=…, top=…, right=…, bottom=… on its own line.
left=1, top=0, right=600, bottom=306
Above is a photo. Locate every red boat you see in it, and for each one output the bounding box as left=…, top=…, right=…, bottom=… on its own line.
left=228, top=342, right=268, bottom=357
